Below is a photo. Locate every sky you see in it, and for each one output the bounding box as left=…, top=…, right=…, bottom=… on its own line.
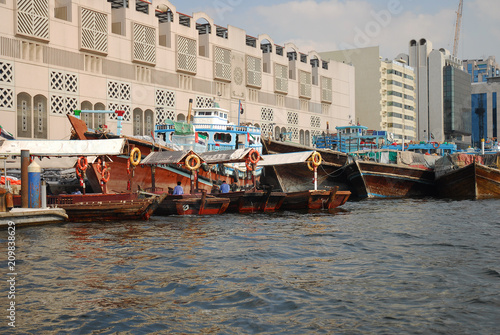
left=172, top=0, right=500, bottom=61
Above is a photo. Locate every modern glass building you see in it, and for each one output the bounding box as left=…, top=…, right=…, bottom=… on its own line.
left=443, top=65, right=472, bottom=144
left=463, top=56, right=500, bottom=83
left=471, top=77, right=500, bottom=147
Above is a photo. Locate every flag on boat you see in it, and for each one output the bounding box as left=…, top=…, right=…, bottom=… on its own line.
left=247, top=132, right=256, bottom=145
left=0, top=125, right=14, bottom=140
left=239, top=100, right=244, bottom=114
left=196, top=132, right=207, bottom=145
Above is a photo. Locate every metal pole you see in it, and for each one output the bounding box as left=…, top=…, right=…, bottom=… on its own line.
left=21, top=150, right=29, bottom=208
left=314, top=166, right=318, bottom=191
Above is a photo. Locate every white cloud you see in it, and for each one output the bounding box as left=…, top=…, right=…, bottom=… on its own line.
left=226, top=0, right=499, bottom=61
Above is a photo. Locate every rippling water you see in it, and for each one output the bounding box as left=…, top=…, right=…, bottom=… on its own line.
left=1, top=199, right=499, bottom=334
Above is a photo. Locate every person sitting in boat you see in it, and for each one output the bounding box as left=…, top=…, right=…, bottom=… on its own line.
left=220, top=181, right=230, bottom=193
left=173, top=181, right=184, bottom=195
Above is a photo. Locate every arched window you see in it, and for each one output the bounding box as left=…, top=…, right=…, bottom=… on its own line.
left=94, top=103, right=106, bottom=128
left=275, top=126, right=280, bottom=140
left=81, top=101, right=93, bottom=129
left=305, top=130, right=310, bottom=147
left=133, top=108, right=143, bottom=136
left=144, top=109, right=154, bottom=136
left=299, top=129, right=305, bottom=145
left=177, top=113, right=185, bottom=122
left=33, top=95, right=47, bottom=139
left=17, top=92, right=32, bottom=138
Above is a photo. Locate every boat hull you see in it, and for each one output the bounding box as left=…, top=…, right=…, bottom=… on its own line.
left=436, top=162, right=500, bottom=199
left=213, top=190, right=286, bottom=213
left=14, top=193, right=164, bottom=222
left=345, top=160, right=435, bottom=198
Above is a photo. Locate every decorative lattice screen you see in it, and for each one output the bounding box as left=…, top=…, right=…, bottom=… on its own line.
left=177, top=36, right=197, bottom=74
left=16, top=0, right=49, bottom=40
left=0, top=60, right=14, bottom=110
left=155, top=89, right=176, bottom=124
left=133, top=23, right=156, bottom=65
left=107, top=80, right=131, bottom=121
left=214, top=46, right=231, bottom=81
left=155, top=108, right=175, bottom=124
left=261, top=123, right=273, bottom=138
left=321, top=76, right=333, bottom=103
left=49, top=70, right=79, bottom=115
left=310, top=116, right=321, bottom=128
left=287, top=111, right=298, bottom=125
left=287, top=127, right=299, bottom=140
left=50, top=95, right=78, bottom=115
left=50, top=70, right=78, bottom=93
left=81, top=8, right=108, bottom=54
left=261, top=107, right=274, bottom=122
left=299, top=70, right=312, bottom=99
left=246, top=56, right=262, bottom=88
left=275, top=63, right=288, bottom=94
left=196, top=96, right=214, bottom=108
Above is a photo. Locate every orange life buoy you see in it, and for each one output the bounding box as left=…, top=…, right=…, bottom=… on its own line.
left=311, top=152, right=322, bottom=167
left=77, top=156, right=88, bottom=171
left=101, top=168, right=111, bottom=183
left=130, top=147, right=141, bottom=166
left=307, top=159, right=315, bottom=171
left=248, top=149, right=260, bottom=164
left=245, top=160, right=253, bottom=171
left=75, top=166, right=83, bottom=178
left=95, top=157, right=103, bottom=174
left=432, top=142, right=440, bottom=149
left=185, top=154, right=201, bottom=171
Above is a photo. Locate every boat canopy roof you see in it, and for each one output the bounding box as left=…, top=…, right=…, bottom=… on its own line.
left=0, top=139, right=126, bottom=156
left=200, top=148, right=256, bottom=164
left=140, top=150, right=198, bottom=165
left=257, top=151, right=316, bottom=166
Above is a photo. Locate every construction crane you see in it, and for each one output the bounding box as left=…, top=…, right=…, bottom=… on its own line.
left=452, top=0, right=464, bottom=57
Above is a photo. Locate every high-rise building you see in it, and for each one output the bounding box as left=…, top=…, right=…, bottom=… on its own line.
left=471, top=77, right=500, bottom=146
left=463, top=56, right=500, bottom=83
left=320, top=46, right=416, bottom=142
left=0, top=0, right=354, bottom=146
left=404, top=39, right=471, bottom=147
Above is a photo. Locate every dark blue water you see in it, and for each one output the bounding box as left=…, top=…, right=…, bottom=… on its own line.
left=1, top=199, right=499, bottom=334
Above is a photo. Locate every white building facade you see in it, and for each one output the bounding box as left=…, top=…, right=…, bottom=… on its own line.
left=0, top=0, right=354, bottom=146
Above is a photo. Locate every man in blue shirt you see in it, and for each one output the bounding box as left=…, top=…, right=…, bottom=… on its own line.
left=220, top=181, right=230, bottom=193
left=173, top=181, right=184, bottom=195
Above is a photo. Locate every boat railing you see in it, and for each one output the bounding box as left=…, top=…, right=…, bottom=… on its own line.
left=192, top=123, right=260, bottom=133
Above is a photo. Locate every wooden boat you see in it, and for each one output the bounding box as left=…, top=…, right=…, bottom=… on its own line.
left=13, top=192, right=165, bottom=222
left=212, top=188, right=286, bottom=213
left=262, top=139, right=349, bottom=192
left=344, top=159, right=435, bottom=198
left=173, top=190, right=230, bottom=215
left=67, top=115, right=252, bottom=194
left=435, top=153, right=500, bottom=199
left=280, top=186, right=350, bottom=212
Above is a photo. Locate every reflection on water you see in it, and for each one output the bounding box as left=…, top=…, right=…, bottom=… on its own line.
left=1, top=199, right=499, bottom=334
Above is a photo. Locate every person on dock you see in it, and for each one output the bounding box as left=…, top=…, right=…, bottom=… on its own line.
left=173, top=181, right=184, bottom=195
left=220, top=181, right=230, bottom=193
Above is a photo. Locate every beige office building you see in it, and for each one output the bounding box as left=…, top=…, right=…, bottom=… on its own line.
left=321, top=46, right=416, bottom=142
left=0, top=0, right=354, bottom=146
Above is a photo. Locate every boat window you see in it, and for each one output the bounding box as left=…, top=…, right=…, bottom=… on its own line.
left=206, top=112, right=212, bottom=116
left=214, top=111, right=218, bottom=116
left=224, top=113, right=227, bottom=119
left=214, top=132, right=232, bottom=143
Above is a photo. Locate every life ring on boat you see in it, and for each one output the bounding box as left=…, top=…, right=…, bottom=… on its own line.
left=311, top=152, right=322, bottom=167
left=130, top=147, right=141, bottom=166
left=101, top=167, right=111, bottom=183
left=75, top=166, right=83, bottom=178
left=307, top=159, right=315, bottom=171
left=432, top=142, right=440, bottom=149
left=185, top=154, right=201, bottom=171
left=77, top=156, right=88, bottom=171
left=245, top=160, right=253, bottom=171
left=95, top=157, right=103, bottom=174
left=248, top=149, right=260, bottom=164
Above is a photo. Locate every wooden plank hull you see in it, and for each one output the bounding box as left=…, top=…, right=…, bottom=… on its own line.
left=14, top=193, right=164, bottom=222
left=436, top=162, right=500, bottom=199
left=281, top=188, right=351, bottom=211
left=345, top=160, right=435, bottom=198
left=213, top=190, right=286, bottom=213
left=173, top=197, right=230, bottom=215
